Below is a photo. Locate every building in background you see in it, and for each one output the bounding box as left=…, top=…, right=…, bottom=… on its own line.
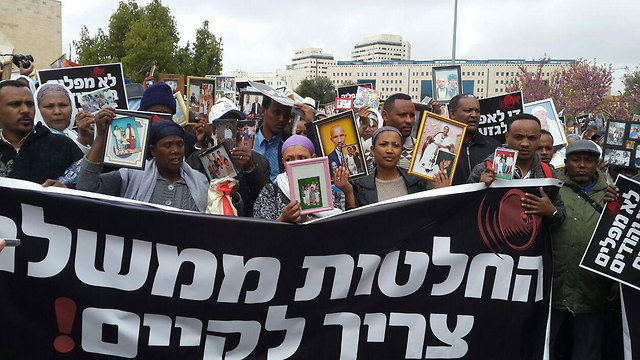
left=0, top=0, right=62, bottom=71
left=351, top=34, right=411, bottom=62
left=290, top=48, right=336, bottom=78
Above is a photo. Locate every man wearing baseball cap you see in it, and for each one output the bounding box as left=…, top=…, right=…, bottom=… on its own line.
left=549, top=140, right=616, bottom=360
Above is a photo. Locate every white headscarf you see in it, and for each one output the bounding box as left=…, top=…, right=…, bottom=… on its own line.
left=15, top=75, right=37, bottom=94
left=33, top=83, right=89, bottom=154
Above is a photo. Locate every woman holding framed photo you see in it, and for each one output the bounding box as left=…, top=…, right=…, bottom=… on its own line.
left=336, top=127, right=449, bottom=208
left=253, top=135, right=348, bottom=223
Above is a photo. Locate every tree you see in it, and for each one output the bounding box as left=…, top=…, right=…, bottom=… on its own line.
left=622, top=69, right=640, bottom=115
left=73, top=26, right=111, bottom=65
left=295, top=77, right=336, bottom=104
left=190, top=20, right=223, bottom=76
left=505, top=56, right=551, bottom=103
left=107, top=1, right=141, bottom=61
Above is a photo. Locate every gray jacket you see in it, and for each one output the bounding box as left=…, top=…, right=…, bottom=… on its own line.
left=352, top=167, right=433, bottom=208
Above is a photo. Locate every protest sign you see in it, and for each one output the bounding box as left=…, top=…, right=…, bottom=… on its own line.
left=336, top=83, right=372, bottom=100
left=580, top=175, right=640, bottom=291
left=477, top=91, right=523, bottom=143
left=0, top=177, right=561, bottom=359
left=37, top=63, right=128, bottom=110
left=575, top=114, right=590, bottom=129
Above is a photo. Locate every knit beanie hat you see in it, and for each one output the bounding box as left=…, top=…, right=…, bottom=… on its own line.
left=139, top=82, right=176, bottom=114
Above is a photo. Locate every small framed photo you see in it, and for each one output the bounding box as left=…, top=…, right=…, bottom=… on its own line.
left=432, top=65, right=461, bottom=103
left=606, top=120, right=627, bottom=146
left=158, top=73, right=184, bottom=94
left=313, top=110, right=368, bottom=180
left=173, top=91, right=187, bottom=125
left=633, top=114, right=640, bottom=122
left=241, top=92, right=263, bottom=117
left=286, top=157, right=334, bottom=215
left=79, top=87, right=118, bottom=113
left=186, top=76, right=217, bottom=123
left=409, top=111, right=467, bottom=184
left=335, top=97, right=354, bottom=111
left=215, top=119, right=238, bottom=149
left=104, top=116, right=151, bottom=169
left=630, top=123, right=640, bottom=140
left=566, top=124, right=581, bottom=136
left=236, top=120, right=257, bottom=149
left=199, top=143, right=238, bottom=181
left=634, top=144, right=640, bottom=168
left=353, top=86, right=380, bottom=110
left=493, top=147, right=518, bottom=180
left=604, top=148, right=631, bottom=167
left=523, top=98, right=567, bottom=146
left=626, top=140, right=635, bottom=150
left=216, top=76, right=236, bottom=92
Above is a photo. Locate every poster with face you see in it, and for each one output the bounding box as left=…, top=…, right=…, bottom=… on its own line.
left=523, top=98, right=567, bottom=146
left=432, top=65, right=461, bottom=103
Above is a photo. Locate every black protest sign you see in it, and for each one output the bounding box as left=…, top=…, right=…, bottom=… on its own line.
left=0, top=177, right=559, bottom=359
left=580, top=175, right=640, bottom=290
left=336, top=83, right=372, bottom=100
left=478, top=91, right=524, bottom=143
left=621, top=285, right=640, bottom=357
left=37, top=63, right=129, bottom=110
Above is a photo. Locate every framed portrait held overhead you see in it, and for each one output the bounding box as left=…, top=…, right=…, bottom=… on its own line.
left=241, top=92, right=264, bottom=118
left=158, top=73, right=185, bottom=95
left=335, top=97, right=354, bottom=111
left=186, top=76, right=217, bottom=124
left=523, top=98, right=567, bottom=147
left=409, top=111, right=467, bottom=184
left=285, top=157, right=334, bottom=215
left=198, top=143, right=238, bottom=181
left=312, top=110, right=368, bottom=181
left=103, top=116, right=151, bottom=170
left=431, top=65, right=462, bottom=103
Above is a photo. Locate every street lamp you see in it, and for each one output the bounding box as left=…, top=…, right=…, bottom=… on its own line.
left=452, top=0, right=458, bottom=64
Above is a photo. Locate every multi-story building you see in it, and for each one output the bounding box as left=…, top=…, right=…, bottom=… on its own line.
left=328, top=59, right=574, bottom=101
left=290, top=48, right=336, bottom=78
left=351, top=34, right=411, bottom=62
left=0, top=0, right=62, bottom=71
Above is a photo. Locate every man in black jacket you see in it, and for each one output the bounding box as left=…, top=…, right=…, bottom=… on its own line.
left=449, top=94, right=501, bottom=185
left=0, top=80, right=83, bottom=184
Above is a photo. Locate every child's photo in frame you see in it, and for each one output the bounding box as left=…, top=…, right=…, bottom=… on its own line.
left=103, top=116, right=150, bottom=169
left=199, top=143, right=238, bottom=181
left=286, top=157, right=333, bottom=215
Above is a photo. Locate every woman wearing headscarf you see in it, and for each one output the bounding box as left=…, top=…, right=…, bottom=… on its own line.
left=252, top=135, right=348, bottom=223
left=34, top=82, right=95, bottom=154
left=336, top=126, right=449, bottom=208
left=76, top=108, right=227, bottom=212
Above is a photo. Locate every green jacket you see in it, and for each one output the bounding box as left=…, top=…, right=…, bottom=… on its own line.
left=551, top=168, right=612, bottom=314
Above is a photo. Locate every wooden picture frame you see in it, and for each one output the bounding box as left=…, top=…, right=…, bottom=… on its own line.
left=409, top=111, right=467, bottom=184
left=286, top=157, right=334, bottom=215
left=103, top=116, right=151, bottom=170
left=312, top=110, right=368, bottom=181
left=186, top=76, right=217, bottom=124
left=431, top=65, right=462, bottom=104
left=158, top=73, right=184, bottom=95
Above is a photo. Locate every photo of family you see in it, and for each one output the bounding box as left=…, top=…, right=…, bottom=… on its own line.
left=286, top=157, right=333, bottom=215
left=199, top=144, right=237, bottom=181
left=79, top=87, right=118, bottom=113
left=410, top=112, right=466, bottom=182
left=606, top=121, right=627, bottom=146
left=236, top=120, right=257, bottom=148
left=103, top=116, right=150, bottom=169
left=187, top=76, right=216, bottom=122
left=242, top=93, right=263, bottom=116
left=216, top=76, right=235, bottom=92
left=431, top=65, right=461, bottom=103
left=215, top=119, right=238, bottom=149
left=523, top=98, right=567, bottom=146
left=494, top=148, right=518, bottom=180
left=630, top=123, right=640, bottom=140
left=314, top=111, right=368, bottom=180
left=604, top=149, right=631, bottom=167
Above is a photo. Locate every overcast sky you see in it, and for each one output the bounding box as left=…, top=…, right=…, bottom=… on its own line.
left=61, top=0, right=640, bottom=92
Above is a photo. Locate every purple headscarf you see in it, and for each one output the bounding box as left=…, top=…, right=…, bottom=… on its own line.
left=282, top=134, right=315, bottom=155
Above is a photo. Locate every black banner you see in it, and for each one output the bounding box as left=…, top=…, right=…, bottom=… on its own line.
left=580, top=175, right=640, bottom=291
left=621, top=285, right=639, bottom=359
left=336, top=83, right=372, bottom=100
left=37, top=63, right=129, bottom=110
left=478, top=91, right=524, bottom=143
left=0, top=178, right=559, bottom=359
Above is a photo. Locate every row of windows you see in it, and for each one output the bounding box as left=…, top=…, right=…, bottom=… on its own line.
left=494, top=88, right=506, bottom=93
left=356, top=72, right=377, bottom=77
left=382, top=79, right=401, bottom=84
left=381, top=87, right=402, bottom=92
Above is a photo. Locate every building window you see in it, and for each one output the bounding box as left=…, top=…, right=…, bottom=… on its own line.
left=501, top=72, right=504, bottom=76
left=495, top=88, right=498, bottom=92
left=472, top=72, right=475, bottom=76
left=500, top=80, right=503, bottom=84
left=495, top=80, right=499, bottom=84
left=496, top=72, right=499, bottom=76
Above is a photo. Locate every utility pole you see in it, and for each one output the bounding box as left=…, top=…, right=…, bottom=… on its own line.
left=452, top=0, right=458, bottom=64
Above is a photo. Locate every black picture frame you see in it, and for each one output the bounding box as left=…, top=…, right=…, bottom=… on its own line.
left=198, top=143, right=238, bottom=181
left=103, top=116, right=151, bottom=170
left=431, top=65, right=462, bottom=104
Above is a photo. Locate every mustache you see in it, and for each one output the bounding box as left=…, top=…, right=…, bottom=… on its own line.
left=18, top=115, right=33, bottom=121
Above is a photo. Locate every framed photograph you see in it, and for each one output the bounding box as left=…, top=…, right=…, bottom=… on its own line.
left=633, top=114, right=640, bottom=122
left=630, top=123, right=640, bottom=140
left=241, top=92, right=263, bottom=117
left=604, top=148, right=631, bottom=167
left=285, top=157, right=334, bottom=215
left=431, top=65, right=461, bottom=103
left=103, top=116, right=151, bottom=170
left=566, top=124, right=581, bottom=136
left=79, top=87, right=118, bottom=113
left=313, top=110, right=368, bottom=180
left=409, top=111, right=467, bottom=184
left=606, top=121, right=627, bottom=146
left=216, top=76, right=236, bottom=92
left=353, top=86, right=380, bottom=110
left=198, top=143, right=238, bottom=181
left=158, top=73, right=184, bottom=94
left=626, top=140, right=635, bottom=150
left=523, top=98, right=567, bottom=146
left=173, top=91, right=187, bottom=125
left=236, top=120, right=257, bottom=149
left=186, top=76, right=217, bottom=123
left=635, top=144, right=640, bottom=168
left=493, top=147, right=519, bottom=180
left=115, top=109, right=172, bottom=123
left=335, top=97, right=354, bottom=111
left=215, top=119, right=238, bottom=149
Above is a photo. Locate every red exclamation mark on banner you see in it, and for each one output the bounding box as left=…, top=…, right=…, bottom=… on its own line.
left=53, top=297, right=76, bottom=353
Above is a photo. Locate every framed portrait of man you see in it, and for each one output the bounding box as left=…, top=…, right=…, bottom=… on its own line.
left=241, top=92, right=263, bottom=118
left=523, top=98, right=567, bottom=147
left=158, top=73, right=184, bottom=94
left=431, top=65, right=462, bottom=103
left=186, top=76, right=217, bottom=124
left=313, top=110, right=368, bottom=181
left=409, top=111, right=467, bottom=184
left=103, top=116, right=151, bottom=170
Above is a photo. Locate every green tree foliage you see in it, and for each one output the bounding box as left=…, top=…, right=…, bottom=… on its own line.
left=72, top=0, right=222, bottom=83
left=295, top=77, right=336, bottom=104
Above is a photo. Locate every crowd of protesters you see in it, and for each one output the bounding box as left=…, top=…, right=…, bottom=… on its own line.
left=0, top=59, right=635, bottom=359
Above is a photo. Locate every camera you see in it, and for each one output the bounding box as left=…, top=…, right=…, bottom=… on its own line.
left=12, top=54, right=34, bottom=69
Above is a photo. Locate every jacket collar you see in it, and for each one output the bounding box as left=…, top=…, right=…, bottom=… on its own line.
left=559, top=167, right=608, bottom=192
left=358, top=167, right=417, bottom=190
